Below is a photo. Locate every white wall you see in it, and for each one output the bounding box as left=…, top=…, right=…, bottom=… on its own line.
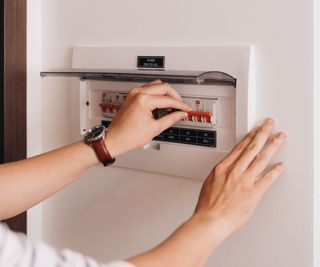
left=313, top=0, right=320, bottom=266
left=27, top=0, right=316, bottom=266
left=26, top=0, right=43, bottom=243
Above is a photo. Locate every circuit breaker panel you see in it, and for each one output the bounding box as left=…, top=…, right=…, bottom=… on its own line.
left=41, top=46, right=254, bottom=180
left=98, top=92, right=234, bottom=149
left=74, top=69, right=238, bottom=155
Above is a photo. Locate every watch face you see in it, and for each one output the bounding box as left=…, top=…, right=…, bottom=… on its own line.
left=84, top=125, right=106, bottom=145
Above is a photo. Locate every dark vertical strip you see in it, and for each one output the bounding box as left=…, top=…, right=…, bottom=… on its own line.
left=0, top=0, right=4, bottom=163
left=3, top=0, right=27, bottom=161
left=1, top=0, right=27, bottom=234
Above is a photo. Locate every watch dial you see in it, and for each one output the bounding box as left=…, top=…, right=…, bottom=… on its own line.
left=85, top=125, right=105, bottom=144
left=92, top=127, right=103, bottom=138
left=86, top=131, right=94, bottom=139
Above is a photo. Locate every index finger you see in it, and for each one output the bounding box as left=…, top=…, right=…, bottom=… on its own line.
left=245, top=132, right=286, bottom=179
left=141, top=80, right=163, bottom=87
left=139, top=83, right=183, bottom=101
left=146, top=95, right=192, bottom=112
left=232, top=118, right=275, bottom=175
left=218, top=126, right=259, bottom=168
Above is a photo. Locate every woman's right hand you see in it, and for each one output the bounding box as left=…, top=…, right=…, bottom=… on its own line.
left=105, top=80, right=191, bottom=158
left=194, top=118, right=287, bottom=240
left=129, top=118, right=287, bottom=267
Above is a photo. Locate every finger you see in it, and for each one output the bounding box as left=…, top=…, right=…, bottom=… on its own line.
left=156, top=111, right=188, bottom=133
left=210, top=126, right=259, bottom=191
left=254, top=163, right=286, bottom=196
left=141, top=80, right=163, bottom=87
left=146, top=95, right=192, bottom=112
left=245, top=132, right=286, bottom=179
left=129, top=80, right=164, bottom=96
left=139, top=83, right=183, bottom=101
left=231, top=118, right=275, bottom=175
left=218, top=126, right=259, bottom=168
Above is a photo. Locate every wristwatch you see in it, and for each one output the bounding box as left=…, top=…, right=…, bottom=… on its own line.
left=84, top=125, right=115, bottom=167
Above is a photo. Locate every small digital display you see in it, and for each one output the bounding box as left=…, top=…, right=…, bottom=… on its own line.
left=137, top=56, right=165, bottom=69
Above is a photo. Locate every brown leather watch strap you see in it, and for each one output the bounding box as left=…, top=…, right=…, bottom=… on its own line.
left=91, top=139, right=115, bottom=167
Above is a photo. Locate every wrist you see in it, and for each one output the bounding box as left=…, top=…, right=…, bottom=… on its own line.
left=104, top=130, right=120, bottom=158
left=189, top=212, right=232, bottom=245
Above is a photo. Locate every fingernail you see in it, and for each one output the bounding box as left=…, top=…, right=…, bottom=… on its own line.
left=277, top=132, right=287, bottom=139
left=265, top=118, right=274, bottom=125
left=181, top=112, right=188, bottom=119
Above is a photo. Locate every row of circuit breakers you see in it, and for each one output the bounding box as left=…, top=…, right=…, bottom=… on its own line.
left=99, top=92, right=218, bottom=147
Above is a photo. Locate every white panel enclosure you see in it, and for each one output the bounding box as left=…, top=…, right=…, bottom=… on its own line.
left=42, top=46, right=255, bottom=180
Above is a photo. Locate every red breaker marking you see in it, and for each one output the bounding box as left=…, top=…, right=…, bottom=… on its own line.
left=187, top=111, right=212, bottom=123
left=99, top=103, right=116, bottom=113
left=99, top=103, right=108, bottom=113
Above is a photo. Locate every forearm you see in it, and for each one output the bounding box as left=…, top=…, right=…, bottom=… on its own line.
left=128, top=215, right=227, bottom=267
left=0, top=141, right=98, bottom=220
left=0, top=82, right=191, bottom=221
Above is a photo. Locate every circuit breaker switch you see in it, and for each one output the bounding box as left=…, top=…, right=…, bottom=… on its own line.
left=113, top=105, right=121, bottom=112
left=99, top=103, right=108, bottom=113
left=187, top=111, right=212, bottom=123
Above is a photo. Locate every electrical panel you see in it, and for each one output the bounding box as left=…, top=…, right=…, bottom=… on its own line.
left=41, top=46, right=255, bottom=180
left=98, top=91, right=234, bottom=149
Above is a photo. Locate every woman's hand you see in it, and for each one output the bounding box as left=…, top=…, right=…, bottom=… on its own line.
left=0, top=80, right=190, bottom=220
left=194, top=118, right=287, bottom=240
left=129, top=119, right=287, bottom=267
left=105, top=80, right=192, bottom=157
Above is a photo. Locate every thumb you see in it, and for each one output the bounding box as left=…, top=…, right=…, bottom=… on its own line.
left=156, top=111, right=188, bottom=133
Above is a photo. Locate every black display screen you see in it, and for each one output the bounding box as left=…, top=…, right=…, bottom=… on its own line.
left=102, top=120, right=216, bottom=148
left=137, top=56, right=165, bottom=69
